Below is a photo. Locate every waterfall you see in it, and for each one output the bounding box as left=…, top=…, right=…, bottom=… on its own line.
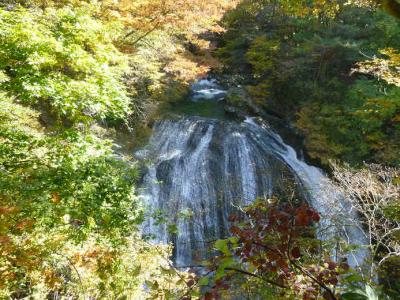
left=137, top=79, right=368, bottom=268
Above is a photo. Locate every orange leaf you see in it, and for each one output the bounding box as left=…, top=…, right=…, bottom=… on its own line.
left=0, top=206, right=19, bottom=215
left=0, top=235, right=11, bottom=244
left=51, top=193, right=61, bottom=204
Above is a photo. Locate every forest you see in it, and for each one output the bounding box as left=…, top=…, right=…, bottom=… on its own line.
left=0, top=0, right=399, bottom=299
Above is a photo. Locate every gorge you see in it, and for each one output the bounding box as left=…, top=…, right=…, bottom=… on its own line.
left=2, top=1, right=398, bottom=298
left=137, top=79, right=368, bottom=270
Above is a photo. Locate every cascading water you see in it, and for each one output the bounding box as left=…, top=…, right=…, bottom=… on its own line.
left=137, top=79, right=368, bottom=269
left=190, top=78, right=227, bottom=101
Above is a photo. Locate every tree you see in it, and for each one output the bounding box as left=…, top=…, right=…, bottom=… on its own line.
left=349, top=0, right=400, bottom=18
left=0, top=4, right=130, bottom=123
left=0, top=86, right=196, bottom=299
left=216, top=0, right=400, bottom=166
left=0, top=1, right=211, bottom=297
left=332, top=163, right=400, bottom=279
left=202, top=200, right=350, bottom=300
left=353, top=48, right=400, bottom=87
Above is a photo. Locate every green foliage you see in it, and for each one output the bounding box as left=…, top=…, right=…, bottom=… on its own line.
left=0, top=92, right=194, bottom=298
left=0, top=1, right=206, bottom=297
left=298, top=80, right=400, bottom=165
left=0, top=4, right=130, bottom=123
left=378, top=256, right=400, bottom=299
left=354, top=48, right=400, bottom=86
left=245, top=35, right=280, bottom=77
left=216, top=0, right=400, bottom=166
left=0, top=94, right=132, bottom=293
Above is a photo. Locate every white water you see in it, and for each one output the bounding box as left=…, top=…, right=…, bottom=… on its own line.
left=190, top=78, right=227, bottom=101
left=243, top=118, right=369, bottom=268
left=137, top=79, right=368, bottom=268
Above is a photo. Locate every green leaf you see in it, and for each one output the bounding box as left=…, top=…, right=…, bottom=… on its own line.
left=215, top=239, right=231, bottom=256
left=341, top=292, right=367, bottom=300
left=215, top=256, right=235, bottom=280
left=167, top=223, right=178, bottom=235
left=198, top=277, right=209, bottom=286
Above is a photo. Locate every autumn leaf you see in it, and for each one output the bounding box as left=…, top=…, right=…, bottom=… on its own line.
left=291, top=247, right=301, bottom=259
left=295, top=208, right=310, bottom=226
left=51, top=193, right=61, bottom=204
left=0, top=206, right=19, bottom=215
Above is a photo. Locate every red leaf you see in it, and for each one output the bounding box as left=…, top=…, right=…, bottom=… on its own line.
left=328, top=262, right=336, bottom=270
left=187, top=279, right=195, bottom=287
left=228, top=214, right=237, bottom=222
left=295, top=209, right=309, bottom=226
left=230, top=225, right=241, bottom=235
left=291, top=247, right=301, bottom=259
left=328, top=277, right=338, bottom=285
left=340, top=262, right=350, bottom=271
left=204, top=292, right=213, bottom=300
left=277, top=259, right=288, bottom=269
left=312, top=211, right=320, bottom=222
